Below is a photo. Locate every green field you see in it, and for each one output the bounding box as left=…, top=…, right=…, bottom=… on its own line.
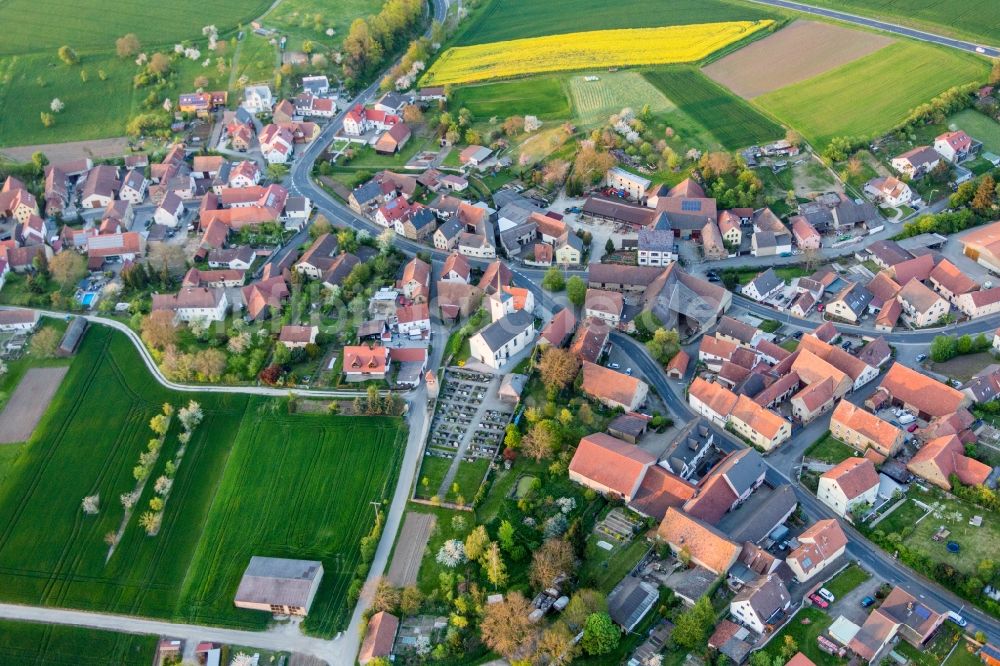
left=755, top=42, right=990, bottom=147
left=0, top=620, right=156, bottom=665
left=569, top=72, right=676, bottom=126
left=456, top=0, right=775, bottom=45
left=0, top=325, right=403, bottom=635
left=451, top=76, right=573, bottom=120
left=950, top=109, right=1000, bottom=154
left=262, top=0, right=383, bottom=52
left=0, top=0, right=270, bottom=55
left=642, top=66, right=784, bottom=149
left=799, top=0, right=1000, bottom=46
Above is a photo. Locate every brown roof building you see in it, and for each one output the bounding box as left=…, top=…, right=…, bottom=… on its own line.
left=581, top=361, right=649, bottom=411
left=657, top=507, right=739, bottom=575
left=867, top=363, right=969, bottom=419
left=569, top=432, right=656, bottom=500
left=569, top=316, right=611, bottom=363
left=907, top=434, right=992, bottom=489
left=785, top=519, right=847, bottom=583
left=830, top=399, right=904, bottom=457
left=359, top=611, right=399, bottom=664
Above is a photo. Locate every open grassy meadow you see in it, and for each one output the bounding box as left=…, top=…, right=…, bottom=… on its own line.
left=423, top=21, right=773, bottom=86
left=569, top=72, right=675, bottom=126
left=0, top=325, right=403, bottom=635
left=796, top=0, right=1000, bottom=46
left=642, top=67, right=784, bottom=149
left=456, top=0, right=776, bottom=45
left=0, top=620, right=156, bottom=665
left=0, top=0, right=270, bottom=55
left=755, top=42, right=990, bottom=147
left=262, top=0, right=383, bottom=52
left=451, top=76, right=573, bottom=120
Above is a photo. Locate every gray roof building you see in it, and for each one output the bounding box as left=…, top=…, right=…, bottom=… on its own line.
left=234, top=556, right=324, bottom=614
left=720, top=484, right=797, bottom=545
left=608, top=576, right=659, bottom=632
left=834, top=282, right=874, bottom=319
left=638, top=227, right=674, bottom=253
left=660, top=418, right=714, bottom=479
left=476, top=309, right=534, bottom=352
left=351, top=180, right=382, bottom=206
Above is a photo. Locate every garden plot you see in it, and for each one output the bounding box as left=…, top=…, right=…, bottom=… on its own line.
left=0, top=367, right=68, bottom=443
left=386, top=512, right=436, bottom=587
left=703, top=20, right=893, bottom=99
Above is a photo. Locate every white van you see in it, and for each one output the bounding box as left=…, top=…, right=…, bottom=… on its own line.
left=818, top=588, right=836, bottom=603
left=897, top=413, right=915, bottom=425
left=946, top=611, right=967, bottom=627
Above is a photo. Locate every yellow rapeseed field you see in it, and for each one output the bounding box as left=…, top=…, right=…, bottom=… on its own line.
left=422, top=21, right=774, bottom=86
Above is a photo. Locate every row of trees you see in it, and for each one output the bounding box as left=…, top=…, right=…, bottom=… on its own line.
left=929, top=332, right=991, bottom=362
left=342, top=0, right=424, bottom=84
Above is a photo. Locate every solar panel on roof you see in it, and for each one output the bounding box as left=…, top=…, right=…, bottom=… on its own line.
left=681, top=200, right=701, bottom=211
left=914, top=605, right=931, bottom=619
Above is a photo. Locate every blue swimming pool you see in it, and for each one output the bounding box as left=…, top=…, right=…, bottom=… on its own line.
left=79, top=292, right=96, bottom=307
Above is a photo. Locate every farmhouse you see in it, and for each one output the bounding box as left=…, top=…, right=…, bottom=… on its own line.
left=830, top=400, right=903, bottom=457
left=906, top=434, right=991, bottom=489
left=568, top=432, right=655, bottom=501
left=867, top=363, right=969, bottom=419
left=581, top=361, right=649, bottom=411
left=897, top=279, right=949, bottom=327
left=728, top=395, right=791, bottom=451
left=0, top=308, right=39, bottom=332
left=151, top=287, right=228, bottom=323
left=606, top=166, right=651, bottom=199
left=742, top=268, right=783, bottom=302
left=233, top=556, right=323, bottom=616
left=656, top=507, right=739, bottom=575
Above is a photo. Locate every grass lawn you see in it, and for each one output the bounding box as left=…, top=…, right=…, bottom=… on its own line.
left=950, top=110, right=1000, bottom=154
left=759, top=319, right=781, bottom=333
left=415, top=455, right=452, bottom=499
left=452, top=76, right=573, bottom=120
left=895, top=628, right=961, bottom=666
left=411, top=504, right=469, bottom=595
left=755, top=42, right=990, bottom=148
left=780, top=339, right=799, bottom=352
left=796, top=0, right=1000, bottom=46
left=455, top=0, right=776, bottom=46
left=0, top=325, right=403, bottom=637
left=0, top=619, right=157, bottom=665
left=871, top=497, right=927, bottom=536
left=945, top=640, right=986, bottom=666
left=903, top=491, right=1000, bottom=576
left=449, top=458, right=491, bottom=502
left=760, top=607, right=845, bottom=666
left=823, top=563, right=871, bottom=599
left=579, top=537, right=649, bottom=593
left=642, top=66, right=784, bottom=149
left=928, top=351, right=995, bottom=383
left=804, top=432, right=856, bottom=464
left=232, top=33, right=278, bottom=86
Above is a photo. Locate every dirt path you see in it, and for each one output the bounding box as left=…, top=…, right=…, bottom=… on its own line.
left=386, top=512, right=436, bottom=587
left=0, top=367, right=69, bottom=444
left=2, top=138, right=129, bottom=163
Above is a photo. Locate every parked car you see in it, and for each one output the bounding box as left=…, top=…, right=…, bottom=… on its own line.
left=817, top=304, right=825, bottom=312
left=916, top=353, right=927, bottom=362
left=809, top=594, right=829, bottom=609
left=907, top=423, right=918, bottom=433
left=818, top=588, right=836, bottom=603
left=609, top=363, right=621, bottom=370
left=626, top=368, right=633, bottom=375
left=897, top=413, right=915, bottom=425
left=946, top=611, right=967, bottom=627
left=860, top=596, right=875, bottom=608
left=793, top=331, right=803, bottom=339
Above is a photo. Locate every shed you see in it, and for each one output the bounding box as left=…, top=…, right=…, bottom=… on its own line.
left=607, top=576, right=658, bottom=632
left=57, top=317, right=88, bottom=356
left=828, top=615, right=861, bottom=646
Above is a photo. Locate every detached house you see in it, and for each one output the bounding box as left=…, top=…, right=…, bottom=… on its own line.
left=343, top=345, right=389, bottom=381
left=934, top=130, right=974, bottom=163
left=826, top=282, right=873, bottom=323
left=259, top=124, right=294, bottom=164
left=890, top=146, right=940, bottom=179
left=118, top=169, right=147, bottom=204
left=898, top=278, right=949, bottom=328
left=741, top=268, right=783, bottom=303
left=817, top=457, right=879, bottom=518
left=80, top=165, right=120, bottom=209
left=730, top=575, right=791, bottom=634
left=865, top=176, right=913, bottom=207
left=849, top=587, right=945, bottom=664
left=785, top=519, right=847, bottom=583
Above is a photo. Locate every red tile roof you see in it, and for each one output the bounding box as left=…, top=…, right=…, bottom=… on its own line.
left=821, top=457, right=878, bottom=500
left=656, top=507, right=739, bottom=574
left=569, top=432, right=655, bottom=498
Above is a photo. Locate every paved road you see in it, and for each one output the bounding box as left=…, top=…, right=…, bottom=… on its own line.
left=14, top=309, right=374, bottom=398
left=747, top=0, right=1000, bottom=57
left=610, top=332, right=1000, bottom=643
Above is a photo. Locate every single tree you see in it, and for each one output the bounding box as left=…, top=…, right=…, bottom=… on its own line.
left=480, top=591, right=535, bottom=658
left=30, top=327, right=60, bottom=358
left=498, top=520, right=515, bottom=551
left=581, top=612, right=620, bottom=655
left=148, top=52, right=171, bottom=76
left=672, top=596, right=714, bottom=649
left=566, top=275, right=586, bottom=308
left=534, top=621, right=577, bottom=665
left=464, top=524, right=490, bottom=561
left=482, top=541, right=508, bottom=588
left=538, top=347, right=580, bottom=391
left=57, top=45, right=79, bottom=65
left=563, top=588, right=607, bottom=631
left=605, top=238, right=615, bottom=256
left=530, top=538, right=576, bottom=590
left=40, top=112, right=55, bottom=128
left=370, top=577, right=400, bottom=613
left=646, top=327, right=680, bottom=364
left=140, top=311, right=177, bottom=350
left=116, top=33, right=141, bottom=58
left=48, top=250, right=86, bottom=287
left=542, top=266, right=565, bottom=291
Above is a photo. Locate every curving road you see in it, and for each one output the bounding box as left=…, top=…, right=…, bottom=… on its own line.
left=610, top=332, right=1000, bottom=643
left=747, top=0, right=1000, bottom=57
